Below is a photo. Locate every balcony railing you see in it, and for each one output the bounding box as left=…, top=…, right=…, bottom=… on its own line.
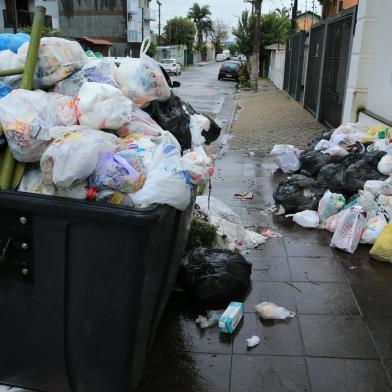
left=127, top=0, right=139, bottom=15
left=3, top=9, right=52, bottom=29
left=127, top=30, right=142, bottom=43
left=143, top=8, right=156, bottom=21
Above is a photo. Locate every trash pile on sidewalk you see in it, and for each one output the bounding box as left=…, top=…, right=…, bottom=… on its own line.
left=0, top=35, right=221, bottom=211
left=271, top=123, right=392, bottom=259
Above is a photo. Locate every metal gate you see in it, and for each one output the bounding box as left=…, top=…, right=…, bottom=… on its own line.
left=283, top=31, right=307, bottom=101
left=304, top=7, right=356, bottom=127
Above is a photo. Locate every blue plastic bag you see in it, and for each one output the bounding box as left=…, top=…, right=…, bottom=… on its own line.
left=0, top=33, right=30, bottom=53
left=0, top=81, right=12, bottom=99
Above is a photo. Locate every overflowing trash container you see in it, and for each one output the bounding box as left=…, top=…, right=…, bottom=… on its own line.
left=0, top=6, right=219, bottom=391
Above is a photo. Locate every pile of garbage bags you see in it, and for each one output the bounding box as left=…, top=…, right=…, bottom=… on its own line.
left=0, top=35, right=221, bottom=211
left=271, top=123, right=392, bottom=258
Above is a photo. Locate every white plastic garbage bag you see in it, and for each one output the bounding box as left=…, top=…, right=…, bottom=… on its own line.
left=270, top=144, right=300, bottom=173
left=53, top=59, right=119, bottom=97
left=357, top=191, right=379, bottom=218
left=314, top=139, right=331, bottom=151
left=318, top=190, right=345, bottom=223
left=189, top=114, right=208, bottom=146
left=330, top=206, right=366, bottom=253
left=322, top=211, right=344, bottom=233
left=381, top=177, right=392, bottom=196
left=180, top=146, right=213, bottom=184
left=117, top=105, right=163, bottom=138
left=322, top=145, right=349, bottom=157
left=0, top=49, right=24, bottom=86
left=115, top=37, right=171, bottom=107
left=255, top=302, right=296, bottom=320
left=378, top=155, right=392, bottom=176
left=130, top=144, right=191, bottom=210
left=0, top=89, right=78, bottom=162
left=330, top=123, right=368, bottom=144
left=18, top=168, right=55, bottom=195
left=76, top=82, right=133, bottom=130
left=196, top=195, right=242, bottom=224
left=41, top=127, right=119, bottom=188
left=364, top=180, right=385, bottom=196
left=17, top=37, right=88, bottom=88
left=287, top=210, right=320, bottom=228
left=360, top=213, right=388, bottom=244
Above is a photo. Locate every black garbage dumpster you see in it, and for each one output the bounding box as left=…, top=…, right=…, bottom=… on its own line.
left=0, top=189, right=195, bottom=392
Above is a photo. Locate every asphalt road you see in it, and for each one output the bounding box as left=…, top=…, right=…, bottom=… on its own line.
left=171, top=62, right=238, bottom=133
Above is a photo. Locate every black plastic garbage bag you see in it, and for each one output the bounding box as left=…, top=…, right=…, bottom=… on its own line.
left=273, top=174, right=325, bottom=213
left=300, top=150, right=337, bottom=176
left=145, top=93, right=192, bottom=150
left=317, top=163, right=346, bottom=193
left=178, top=247, right=252, bottom=304
left=342, top=152, right=388, bottom=194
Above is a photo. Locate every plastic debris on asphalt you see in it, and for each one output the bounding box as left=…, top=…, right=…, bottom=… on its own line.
left=255, top=302, right=296, bottom=320
left=246, top=335, right=261, bottom=348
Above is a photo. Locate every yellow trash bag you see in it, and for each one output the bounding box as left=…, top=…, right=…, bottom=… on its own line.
left=369, top=224, right=392, bottom=263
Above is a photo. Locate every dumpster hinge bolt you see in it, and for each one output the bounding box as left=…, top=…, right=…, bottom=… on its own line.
left=21, top=242, right=29, bottom=250
left=20, top=217, right=27, bottom=224
left=21, top=268, right=29, bottom=276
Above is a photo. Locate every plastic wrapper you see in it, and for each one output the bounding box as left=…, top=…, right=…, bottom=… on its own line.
left=90, top=149, right=146, bottom=193
left=41, top=127, right=119, bottom=188
left=189, top=114, right=208, bottom=146
left=130, top=143, right=191, bottom=210
left=255, top=302, right=296, bottom=320
left=330, top=206, right=366, bottom=253
left=196, top=195, right=242, bottom=225
left=195, top=310, right=222, bottom=328
left=75, top=82, right=133, bottom=130
left=318, top=190, right=345, bottom=222
left=53, top=59, right=119, bottom=97
left=0, top=89, right=78, bottom=162
left=270, top=144, right=301, bottom=173
left=370, top=225, right=392, bottom=263
left=180, top=147, right=213, bottom=184
left=360, top=213, right=388, bottom=244
left=17, top=37, right=88, bottom=88
left=115, top=38, right=170, bottom=107
left=0, top=32, right=30, bottom=53
left=178, top=247, right=252, bottom=304
left=246, top=336, right=261, bottom=348
left=287, top=210, right=320, bottom=228
left=377, top=155, right=392, bottom=176
left=116, top=105, right=162, bottom=138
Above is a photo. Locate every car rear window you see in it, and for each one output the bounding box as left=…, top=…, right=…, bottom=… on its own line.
left=222, top=62, right=239, bottom=71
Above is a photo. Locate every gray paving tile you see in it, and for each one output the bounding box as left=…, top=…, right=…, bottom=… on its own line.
left=289, top=257, right=345, bottom=282
left=230, top=355, right=310, bottom=392
left=366, top=317, right=392, bottom=360
left=294, top=282, right=359, bottom=315
left=138, top=352, right=231, bottom=392
left=284, top=236, right=335, bottom=258
left=232, top=312, right=304, bottom=356
left=251, top=238, right=287, bottom=257
left=244, top=281, right=298, bottom=313
left=247, top=256, right=291, bottom=281
left=307, top=357, right=391, bottom=392
left=351, top=283, right=392, bottom=317
left=300, top=315, right=378, bottom=359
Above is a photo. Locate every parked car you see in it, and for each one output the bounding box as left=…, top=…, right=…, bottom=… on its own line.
left=160, top=58, right=181, bottom=75
left=216, top=53, right=226, bottom=62
left=218, top=61, right=240, bottom=81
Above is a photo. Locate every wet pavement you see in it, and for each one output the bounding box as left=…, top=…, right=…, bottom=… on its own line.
left=138, top=82, right=392, bottom=391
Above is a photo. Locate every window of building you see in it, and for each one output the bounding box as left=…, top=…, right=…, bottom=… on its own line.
left=338, top=1, right=344, bottom=11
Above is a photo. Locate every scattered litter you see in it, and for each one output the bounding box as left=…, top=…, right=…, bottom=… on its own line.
left=370, top=224, right=392, bottom=263
left=285, top=282, right=302, bottom=293
left=196, top=195, right=241, bottom=224
left=255, top=302, right=296, bottom=320
left=178, top=247, right=252, bottom=304
left=195, top=310, right=222, bottom=328
left=260, top=228, right=282, bottom=238
left=219, top=302, right=244, bottom=333
left=246, top=335, right=261, bottom=348
left=287, top=210, right=320, bottom=228
left=330, top=206, right=366, bottom=253
left=349, top=266, right=358, bottom=270
left=234, top=191, right=254, bottom=200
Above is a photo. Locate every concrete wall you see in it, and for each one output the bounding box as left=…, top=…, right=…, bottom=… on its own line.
left=268, top=49, right=285, bottom=90
left=342, top=0, right=392, bottom=124
left=32, top=0, right=59, bottom=28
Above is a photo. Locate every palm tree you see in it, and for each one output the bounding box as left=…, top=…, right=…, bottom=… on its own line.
left=187, top=3, right=212, bottom=50
left=275, top=7, right=289, bottom=17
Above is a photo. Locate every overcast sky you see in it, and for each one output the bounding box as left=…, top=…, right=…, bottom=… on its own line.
left=149, top=0, right=322, bottom=35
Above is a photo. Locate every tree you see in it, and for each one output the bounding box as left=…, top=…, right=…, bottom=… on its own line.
left=163, top=17, right=196, bottom=51
left=210, top=19, right=228, bottom=55
left=187, top=3, right=212, bottom=50
left=146, top=38, right=157, bottom=57
left=232, top=10, right=255, bottom=58
left=275, top=7, right=290, bottom=17
left=22, top=26, right=61, bottom=37
left=227, top=42, right=239, bottom=56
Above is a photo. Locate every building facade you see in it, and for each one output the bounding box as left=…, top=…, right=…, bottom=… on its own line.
left=319, top=0, right=359, bottom=17
left=296, top=11, right=321, bottom=31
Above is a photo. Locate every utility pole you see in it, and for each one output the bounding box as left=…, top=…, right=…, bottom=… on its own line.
left=291, top=0, right=298, bottom=33
left=250, top=0, right=262, bottom=92
left=157, top=0, right=162, bottom=45
left=322, top=0, right=329, bottom=19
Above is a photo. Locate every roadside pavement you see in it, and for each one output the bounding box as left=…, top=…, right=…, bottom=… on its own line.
left=138, top=81, right=392, bottom=392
